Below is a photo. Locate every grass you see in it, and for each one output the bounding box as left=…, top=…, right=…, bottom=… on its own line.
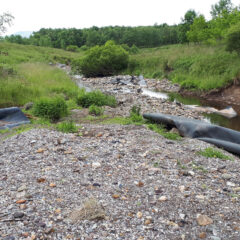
left=147, top=123, right=182, bottom=140
left=126, top=43, right=240, bottom=91
left=197, top=147, right=233, bottom=160
left=89, top=105, right=104, bottom=116
left=56, top=121, right=78, bottom=133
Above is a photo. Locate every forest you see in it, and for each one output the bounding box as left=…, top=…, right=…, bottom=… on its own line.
left=4, top=0, right=240, bottom=51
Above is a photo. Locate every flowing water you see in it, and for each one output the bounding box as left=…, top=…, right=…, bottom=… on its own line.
left=143, top=89, right=240, bottom=131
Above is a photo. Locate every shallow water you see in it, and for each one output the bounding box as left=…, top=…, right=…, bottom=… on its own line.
left=142, top=89, right=240, bottom=131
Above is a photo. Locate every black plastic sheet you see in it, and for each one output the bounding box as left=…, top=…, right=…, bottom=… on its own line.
left=143, top=113, right=240, bottom=155
left=0, top=107, right=30, bottom=130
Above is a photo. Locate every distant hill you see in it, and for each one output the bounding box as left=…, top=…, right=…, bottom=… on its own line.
left=12, top=31, right=33, bottom=38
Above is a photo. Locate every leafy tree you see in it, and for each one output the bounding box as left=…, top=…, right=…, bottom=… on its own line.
left=211, top=0, right=233, bottom=18
left=0, top=12, right=14, bottom=35
left=226, top=22, right=240, bottom=54
left=187, top=15, right=210, bottom=43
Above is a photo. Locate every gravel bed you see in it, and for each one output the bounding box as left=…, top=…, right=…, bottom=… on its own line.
left=0, top=125, right=239, bottom=240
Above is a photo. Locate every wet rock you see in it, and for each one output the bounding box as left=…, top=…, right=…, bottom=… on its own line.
left=13, top=212, right=24, bottom=218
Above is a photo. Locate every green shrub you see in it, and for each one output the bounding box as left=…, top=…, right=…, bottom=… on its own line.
left=32, top=97, right=68, bottom=121
left=56, top=121, right=78, bottom=133
left=79, top=45, right=89, bottom=51
left=89, top=104, right=104, bottom=116
left=130, top=44, right=139, bottom=54
left=226, top=23, right=240, bottom=55
left=66, top=45, right=79, bottom=52
left=77, top=90, right=117, bottom=107
left=75, top=40, right=129, bottom=77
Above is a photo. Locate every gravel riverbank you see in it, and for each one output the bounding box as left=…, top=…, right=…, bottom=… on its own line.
left=0, top=75, right=240, bottom=239
left=0, top=125, right=239, bottom=240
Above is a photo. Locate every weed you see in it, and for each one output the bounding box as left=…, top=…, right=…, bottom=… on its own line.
left=56, top=121, right=78, bottom=133
left=32, top=97, right=68, bottom=121
left=191, top=161, right=208, bottom=173
left=77, top=91, right=117, bottom=108
left=197, top=147, right=232, bottom=160
left=177, top=160, right=187, bottom=169
left=89, top=105, right=104, bottom=116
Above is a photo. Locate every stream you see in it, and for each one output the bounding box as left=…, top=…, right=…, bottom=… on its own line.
left=142, top=89, right=240, bottom=131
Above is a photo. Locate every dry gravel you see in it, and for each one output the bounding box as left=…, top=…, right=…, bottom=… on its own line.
left=0, top=124, right=240, bottom=240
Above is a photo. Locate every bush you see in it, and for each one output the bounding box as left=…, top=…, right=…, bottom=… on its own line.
left=66, top=45, right=78, bottom=52
left=89, top=104, right=104, bottom=116
left=75, top=41, right=129, bottom=77
left=130, top=45, right=139, bottom=54
left=79, top=45, right=89, bottom=51
left=56, top=121, right=78, bottom=133
left=226, top=23, right=240, bottom=55
left=77, top=90, right=117, bottom=108
left=32, top=97, right=68, bottom=121
left=129, top=105, right=144, bottom=123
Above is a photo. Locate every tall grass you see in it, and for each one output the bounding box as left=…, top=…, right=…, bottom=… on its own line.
left=126, top=44, right=240, bottom=90
left=0, top=63, right=81, bottom=107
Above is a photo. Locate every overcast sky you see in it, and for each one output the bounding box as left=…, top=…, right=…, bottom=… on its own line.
left=2, top=0, right=240, bottom=35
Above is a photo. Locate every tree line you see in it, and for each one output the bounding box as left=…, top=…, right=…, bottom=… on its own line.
left=3, top=0, right=240, bottom=51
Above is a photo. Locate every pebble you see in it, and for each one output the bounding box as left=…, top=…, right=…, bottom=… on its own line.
left=197, top=214, right=213, bottom=226
left=13, top=212, right=25, bottom=218
left=92, top=162, right=101, bottom=168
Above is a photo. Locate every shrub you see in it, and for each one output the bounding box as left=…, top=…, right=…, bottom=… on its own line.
left=226, top=23, right=240, bottom=55
left=130, top=45, right=139, bottom=54
left=66, top=45, right=79, bottom=52
left=79, top=45, right=89, bottom=51
left=89, top=104, right=104, bottom=116
left=32, top=97, right=68, bottom=121
left=75, top=41, right=129, bottom=77
left=56, top=121, right=78, bottom=133
left=77, top=91, right=117, bottom=108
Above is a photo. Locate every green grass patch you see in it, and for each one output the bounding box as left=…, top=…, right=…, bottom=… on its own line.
left=56, top=121, right=78, bottom=133
left=147, top=123, right=182, bottom=140
left=77, top=90, right=117, bottom=108
left=89, top=105, right=104, bottom=116
left=197, top=147, right=233, bottom=160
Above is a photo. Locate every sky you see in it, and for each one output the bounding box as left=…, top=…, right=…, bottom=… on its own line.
left=1, top=0, right=240, bottom=35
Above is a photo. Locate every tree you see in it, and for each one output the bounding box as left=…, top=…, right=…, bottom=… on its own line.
left=226, top=22, right=240, bottom=54
left=211, top=0, right=233, bottom=18
left=0, top=12, right=14, bottom=35
left=178, top=10, right=197, bottom=43
left=187, top=15, right=210, bottom=43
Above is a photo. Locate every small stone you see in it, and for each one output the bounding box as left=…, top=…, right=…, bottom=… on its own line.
left=22, top=232, right=29, bottom=238
left=92, top=162, right=101, bottom=168
left=233, top=187, right=240, bottom=192
left=210, top=237, right=221, bottom=240
left=196, top=195, right=205, bottom=200
left=222, top=174, right=231, bottom=180
left=45, top=227, right=54, bottom=234
left=36, top=148, right=45, bottom=153
left=112, top=194, right=120, bottom=199
left=16, top=199, right=26, bottom=204
left=188, top=171, right=195, bottom=176
left=199, top=232, right=207, bottom=239
left=227, top=181, right=235, bottom=187
left=37, top=177, right=46, bottom=183
left=13, top=212, right=24, bottom=218
left=179, top=185, right=185, bottom=192
left=92, top=183, right=101, bottom=187
left=145, top=219, right=151, bottom=225
left=135, top=181, right=144, bottom=187
left=158, top=196, right=167, bottom=201
left=38, top=222, right=46, bottom=228
left=137, top=212, right=143, bottom=218
left=17, top=185, right=27, bottom=192
left=197, top=214, right=213, bottom=226
left=19, top=204, right=27, bottom=210
left=49, top=183, right=56, bottom=187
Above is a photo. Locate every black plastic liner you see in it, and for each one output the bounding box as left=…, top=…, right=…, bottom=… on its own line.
left=143, top=113, right=240, bottom=155
left=0, top=107, right=30, bottom=130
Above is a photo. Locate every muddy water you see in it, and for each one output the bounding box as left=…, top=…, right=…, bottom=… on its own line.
left=143, top=89, right=240, bottom=131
